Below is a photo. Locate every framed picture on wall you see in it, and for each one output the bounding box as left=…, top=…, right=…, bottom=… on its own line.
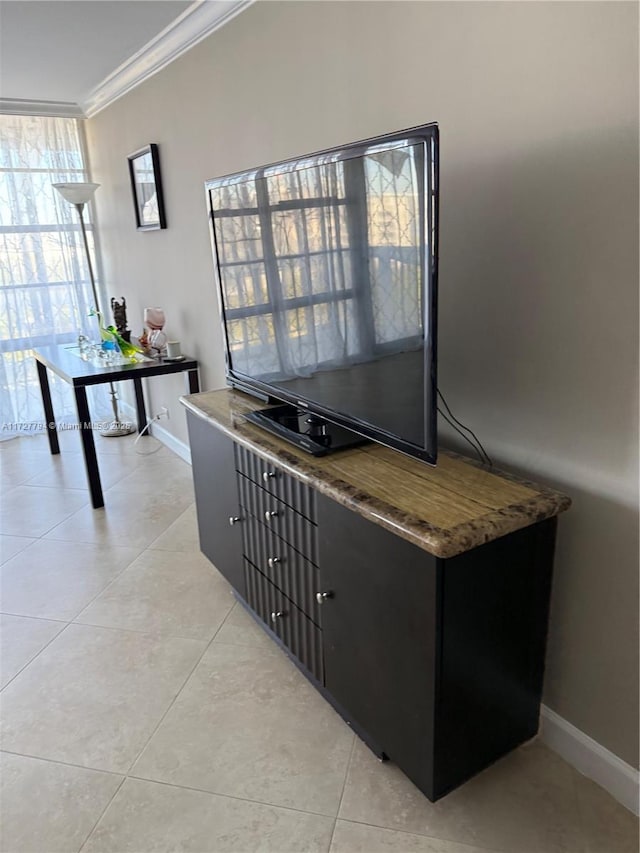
left=127, top=143, right=166, bottom=231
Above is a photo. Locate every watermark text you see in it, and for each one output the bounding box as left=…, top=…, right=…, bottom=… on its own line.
left=2, top=421, right=133, bottom=432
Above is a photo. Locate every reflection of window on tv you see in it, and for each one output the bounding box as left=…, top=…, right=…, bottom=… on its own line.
left=211, top=140, right=427, bottom=393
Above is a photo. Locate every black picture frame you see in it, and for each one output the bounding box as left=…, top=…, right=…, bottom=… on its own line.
left=127, top=143, right=166, bottom=231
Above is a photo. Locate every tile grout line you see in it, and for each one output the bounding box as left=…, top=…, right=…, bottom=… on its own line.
left=1, top=436, right=181, bottom=490
left=6, top=448, right=190, bottom=543
left=0, top=620, right=71, bottom=693
left=144, top=503, right=196, bottom=552
left=0, top=471, right=198, bottom=699
left=120, top=592, right=239, bottom=778
left=76, top=596, right=240, bottom=850
left=22, top=483, right=92, bottom=492
left=1, top=444, right=89, bottom=689
left=0, top=741, right=515, bottom=853
left=1, top=444, right=213, bottom=851
left=0, top=748, right=125, bottom=778
left=76, top=774, right=128, bottom=853
left=0, top=489, right=91, bottom=540
left=69, top=616, right=218, bottom=642
left=0, top=544, right=146, bottom=637
left=19, top=448, right=158, bottom=493
left=1, top=449, right=183, bottom=549
left=0, top=611, right=68, bottom=624
left=67, top=545, right=163, bottom=627
left=67, top=541, right=205, bottom=633
left=42, top=498, right=195, bottom=547
left=0, top=744, right=342, bottom=825
left=3, top=577, right=363, bottom=829
left=331, top=813, right=511, bottom=853
left=327, top=731, right=357, bottom=852
left=124, top=772, right=343, bottom=821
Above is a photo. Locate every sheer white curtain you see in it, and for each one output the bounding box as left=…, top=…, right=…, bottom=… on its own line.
left=0, top=114, right=107, bottom=439
left=210, top=141, right=425, bottom=383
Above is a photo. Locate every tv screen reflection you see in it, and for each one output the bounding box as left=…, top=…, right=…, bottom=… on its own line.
left=210, top=137, right=432, bottom=445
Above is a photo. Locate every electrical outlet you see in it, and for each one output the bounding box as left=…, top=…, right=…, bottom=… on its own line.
left=159, top=406, right=170, bottom=420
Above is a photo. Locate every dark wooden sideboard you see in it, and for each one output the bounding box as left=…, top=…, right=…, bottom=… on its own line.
left=182, top=389, right=570, bottom=801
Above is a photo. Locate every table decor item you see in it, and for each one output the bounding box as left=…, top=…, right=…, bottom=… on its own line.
left=91, top=310, right=145, bottom=362
left=143, top=307, right=167, bottom=356
left=111, top=297, right=130, bottom=342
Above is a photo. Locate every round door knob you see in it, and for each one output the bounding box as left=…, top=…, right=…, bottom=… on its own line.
left=267, top=557, right=281, bottom=568
left=262, top=470, right=276, bottom=483
left=316, top=591, right=334, bottom=604
left=270, top=610, right=286, bottom=622
left=264, top=510, right=279, bottom=521
left=228, top=516, right=242, bottom=526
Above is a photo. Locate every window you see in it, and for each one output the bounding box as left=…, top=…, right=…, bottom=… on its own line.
left=0, top=114, right=99, bottom=432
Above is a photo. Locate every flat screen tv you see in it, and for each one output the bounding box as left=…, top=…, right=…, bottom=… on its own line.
left=205, top=123, right=439, bottom=463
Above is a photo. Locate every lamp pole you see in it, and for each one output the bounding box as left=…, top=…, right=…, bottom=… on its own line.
left=75, top=202, right=100, bottom=311
left=52, top=182, right=134, bottom=437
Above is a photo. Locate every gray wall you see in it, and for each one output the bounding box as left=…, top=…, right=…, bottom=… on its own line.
left=86, top=1, right=639, bottom=768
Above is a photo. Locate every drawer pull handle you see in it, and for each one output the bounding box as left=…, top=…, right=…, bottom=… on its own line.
left=264, top=510, right=279, bottom=521
left=262, top=470, right=277, bottom=483
left=267, top=557, right=282, bottom=568
left=270, top=610, right=286, bottom=622
left=228, top=516, right=242, bottom=526
left=316, top=591, right=333, bottom=605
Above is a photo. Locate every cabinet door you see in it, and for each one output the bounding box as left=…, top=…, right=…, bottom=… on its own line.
left=186, top=412, right=245, bottom=595
left=317, top=493, right=439, bottom=799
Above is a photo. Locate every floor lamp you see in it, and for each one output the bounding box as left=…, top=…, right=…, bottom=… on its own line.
left=53, top=182, right=134, bottom=437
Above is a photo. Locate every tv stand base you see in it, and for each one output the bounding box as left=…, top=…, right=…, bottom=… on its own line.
left=246, top=404, right=368, bottom=456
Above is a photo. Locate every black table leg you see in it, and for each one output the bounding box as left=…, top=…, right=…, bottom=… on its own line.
left=74, top=385, right=104, bottom=509
left=36, top=360, right=60, bottom=455
left=133, top=377, right=147, bottom=434
left=186, top=368, right=200, bottom=394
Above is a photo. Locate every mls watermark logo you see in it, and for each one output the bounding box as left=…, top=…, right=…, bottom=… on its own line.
left=1, top=421, right=133, bottom=432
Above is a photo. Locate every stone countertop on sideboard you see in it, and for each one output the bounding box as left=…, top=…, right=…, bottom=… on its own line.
left=181, top=388, right=571, bottom=559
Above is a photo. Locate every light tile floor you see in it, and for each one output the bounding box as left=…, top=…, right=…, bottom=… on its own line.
left=0, top=433, right=637, bottom=853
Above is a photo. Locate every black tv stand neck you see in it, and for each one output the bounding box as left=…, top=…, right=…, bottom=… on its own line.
left=245, top=403, right=367, bottom=457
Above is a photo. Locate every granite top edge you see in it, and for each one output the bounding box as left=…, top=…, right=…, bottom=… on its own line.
left=181, top=393, right=571, bottom=559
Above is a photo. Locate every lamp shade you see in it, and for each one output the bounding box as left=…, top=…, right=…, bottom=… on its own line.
left=52, top=182, right=100, bottom=205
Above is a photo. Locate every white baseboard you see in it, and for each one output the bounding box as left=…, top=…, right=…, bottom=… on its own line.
left=149, top=419, right=191, bottom=465
left=540, top=705, right=639, bottom=815
left=117, top=400, right=191, bottom=465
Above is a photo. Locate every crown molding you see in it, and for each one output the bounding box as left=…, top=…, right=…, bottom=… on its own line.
left=0, top=98, right=85, bottom=118
left=82, top=0, right=254, bottom=119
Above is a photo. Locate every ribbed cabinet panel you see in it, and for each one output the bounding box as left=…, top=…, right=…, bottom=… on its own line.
left=245, top=559, right=279, bottom=628
left=238, top=474, right=318, bottom=566
left=243, top=514, right=321, bottom=625
left=235, top=444, right=316, bottom=521
left=244, top=559, right=324, bottom=682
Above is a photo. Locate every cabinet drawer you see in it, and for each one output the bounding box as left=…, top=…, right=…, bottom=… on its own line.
left=235, top=444, right=316, bottom=522
left=244, top=560, right=324, bottom=683
left=238, top=474, right=318, bottom=565
left=243, top=514, right=321, bottom=625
